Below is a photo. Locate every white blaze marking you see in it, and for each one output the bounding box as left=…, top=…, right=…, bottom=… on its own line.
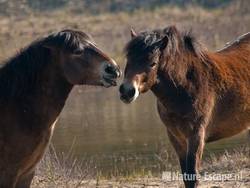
left=132, top=82, right=140, bottom=102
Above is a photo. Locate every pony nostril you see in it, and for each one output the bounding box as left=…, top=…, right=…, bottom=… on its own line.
left=104, top=64, right=117, bottom=77
left=127, top=87, right=136, bottom=98
left=119, top=84, right=125, bottom=94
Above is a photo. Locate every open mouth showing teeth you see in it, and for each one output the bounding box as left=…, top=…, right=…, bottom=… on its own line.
left=101, top=76, right=117, bottom=88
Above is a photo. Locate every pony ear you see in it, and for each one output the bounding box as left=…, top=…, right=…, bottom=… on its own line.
left=130, top=28, right=137, bottom=38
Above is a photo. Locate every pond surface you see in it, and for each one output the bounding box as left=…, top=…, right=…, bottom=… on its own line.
left=52, top=86, right=249, bottom=176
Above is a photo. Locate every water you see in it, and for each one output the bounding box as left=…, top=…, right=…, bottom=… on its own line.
left=51, top=86, right=249, bottom=176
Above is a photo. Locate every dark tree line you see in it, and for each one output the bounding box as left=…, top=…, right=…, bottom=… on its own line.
left=0, top=0, right=240, bottom=16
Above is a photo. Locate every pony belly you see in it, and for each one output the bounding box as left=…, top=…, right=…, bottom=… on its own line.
left=206, top=111, right=250, bottom=142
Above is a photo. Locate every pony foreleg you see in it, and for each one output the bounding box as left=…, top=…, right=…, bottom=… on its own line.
left=167, top=130, right=189, bottom=187
left=185, top=126, right=205, bottom=188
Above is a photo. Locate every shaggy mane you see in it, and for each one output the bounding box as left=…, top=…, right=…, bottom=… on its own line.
left=125, top=26, right=207, bottom=63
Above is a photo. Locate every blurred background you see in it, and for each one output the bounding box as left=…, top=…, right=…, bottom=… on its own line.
left=0, top=0, right=249, bottom=177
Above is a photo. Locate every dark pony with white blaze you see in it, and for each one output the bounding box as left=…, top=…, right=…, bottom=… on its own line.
left=120, top=26, right=250, bottom=188
left=0, top=29, right=120, bottom=188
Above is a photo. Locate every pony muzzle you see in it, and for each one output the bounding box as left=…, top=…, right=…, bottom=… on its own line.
left=101, top=62, right=121, bottom=87
left=119, top=82, right=139, bottom=103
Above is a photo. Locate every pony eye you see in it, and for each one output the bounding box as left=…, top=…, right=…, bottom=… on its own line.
left=149, top=62, right=157, bottom=67
left=73, top=49, right=83, bottom=55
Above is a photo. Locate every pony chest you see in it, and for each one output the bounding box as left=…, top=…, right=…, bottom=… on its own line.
left=28, top=120, right=56, bottom=160
left=156, top=90, right=195, bottom=119
left=156, top=99, right=197, bottom=137
left=152, top=79, right=195, bottom=118
left=19, top=120, right=57, bottom=176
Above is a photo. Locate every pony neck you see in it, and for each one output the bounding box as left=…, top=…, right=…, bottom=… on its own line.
left=151, top=70, right=194, bottom=112
left=30, top=62, right=73, bottom=127
left=0, top=49, right=73, bottom=129
left=151, top=73, right=173, bottom=106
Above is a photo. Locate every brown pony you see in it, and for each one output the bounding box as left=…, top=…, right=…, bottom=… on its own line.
left=0, top=29, right=120, bottom=188
left=120, top=26, right=250, bottom=188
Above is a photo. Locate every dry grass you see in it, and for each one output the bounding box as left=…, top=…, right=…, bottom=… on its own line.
left=32, top=145, right=250, bottom=187
left=202, top=146, right=250, bottom=174
left=33, top=145, right=96, bottom=188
